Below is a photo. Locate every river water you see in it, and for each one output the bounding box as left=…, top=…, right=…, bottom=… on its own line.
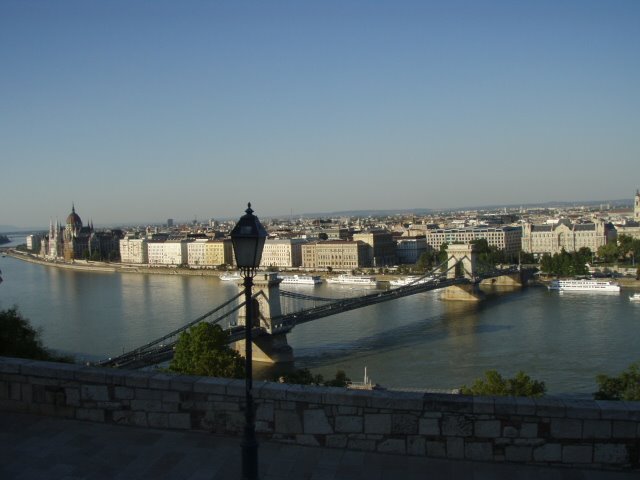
left=1, top=235, right=639, bottom=398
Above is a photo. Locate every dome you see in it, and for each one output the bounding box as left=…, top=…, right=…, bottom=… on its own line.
left=66, top=205, right=82, bottom=230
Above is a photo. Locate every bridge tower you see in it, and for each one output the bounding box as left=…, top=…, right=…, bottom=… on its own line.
left=233, top=272, right=293, bottom=364
left=442, top=243, right=484, bottom=301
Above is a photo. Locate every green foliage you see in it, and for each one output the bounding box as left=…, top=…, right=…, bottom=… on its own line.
left=460, top=370, right=546, bottom=397
left=169, top=322, right=245, bottom=378
left=276, top=369, right=351, bottom=387
left=539, top=248, right=590, bottom=276
left=471, top=239, right=509, bottom=272
left=597, top=242, right=620, bottom=264
left=0, top=307, right=73, bottom=362
left=594, top=362, right=640, bottom=401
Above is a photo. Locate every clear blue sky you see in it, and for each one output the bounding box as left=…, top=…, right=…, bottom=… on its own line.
left=1, top=0, right=639, bottom=228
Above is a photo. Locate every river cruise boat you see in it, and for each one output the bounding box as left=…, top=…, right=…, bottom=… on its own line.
left=389, top=276, right=433, bottom=287
left=630, top=293, right=640, bottom=302
left=326, top=274, right=377, bottom=286
left=277, top=274, right=322, bottom=285
left=219, top=272, right=242, bottom=281
left=548, top=279, right=620, bottom=293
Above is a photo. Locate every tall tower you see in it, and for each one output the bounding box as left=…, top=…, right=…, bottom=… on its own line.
left=635, top=190, right=640, bottom=222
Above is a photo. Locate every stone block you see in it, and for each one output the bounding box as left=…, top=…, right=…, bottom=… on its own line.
left=596, top=400, right=630, bottom=420
left=565, top=399, right=601, bottom=419
left=347, top=437, right=375, bottom=451
left=104, top=369, right=134, bottom=386
left=505, top=446, right=532, bottom=462
left=193, top=377, right=230, bottom=395
left=465, top=442, right=493, bottom=461
left=337, top=405, right=359, bottom=415
left=515, top=397, right=536, bottom=415
left=594, top=443, right=629, bottom=465
left=424, top=393, right=473, bottom=413
left=255, top=382, right=288, bottom=401
left=624, top=401, right=640, bottom=421
left=550, top=418, right=582, bottom=439
left=472, top=396, right=494, bottom=414
left=114, top=386, right=134, bottom=400
left=370, top=390, right=424, bottom=411
left=256, top=402, right=274, bottom=422
left=562, top=445, right=592, bottom=464
left=135, top=388, right=162, bottom=400
left=0, top=380, right=8, bottom=399
left=535, top=397, right=566, bottom=418
left=407, top=436, right=426, bottom=456
left=378, top=439, right=406, bottom=454
left=513, top=438, right=544, bottom=447
left=419, top=417, right=440, bottom=436
left=426, top=440, right=446, bottom=458
left=503, top=426, right=518, bottom=438
left=75, top=368, right=108, bottom=384
left=113, top=410, right=147, bottom=427
left=148, top=373, right=173, bottom=390
left=169, top=375, right=194, bottom=392
left=168, top=412, right=191, bottom=429
left=295, top=434, right=320, bottom=447
left=275, top=409, right=302, bottom=434
left=162, top=390, right=180, bottom=403
left=80, top=385, right=109, bottom=402
left=224, top=380, right=245, bottom=398
left=323, top=388, right=370, bottom=408
left=612, top=421, right=637, bottom=438
left=442, top=415, right=472, bottom=437
left=364, top=414, right=391, bottom=434
left=493, top=397, right=518, bottom=415
left=304, top=409, right=332, bottom=435
left=21, top=383, right=32, bottom=403
left=475, top=420, right=500, bottom=438
left=148, top=412, right=169, bottom=428
left=533, top=443, right=561, bottom=462
left=255, top=420, right=272, bottom=433
left=76, top=408, right=105, bottom=423
left=123, top=371, right=151, bottom=388
left=391, top=413, right=418, bottom=434
left=520, top=423, right=538, bottom=438
left=9, top=382, right=22, bottom=401
left=335, top=415, right=363, bottom=433
left=285, top=384, right=324, bottom=404
left=0, top=357, right=26, bottom=373
left=130, top=399, right=163, bottom=412
left=446, top=437, right=464, bottom=459
left=326, top=435, right=347, bottom=448
left=582, top=420, right=611, bottom=439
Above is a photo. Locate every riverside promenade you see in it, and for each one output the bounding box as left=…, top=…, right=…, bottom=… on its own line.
left=1, top=411, right=637, bottom=480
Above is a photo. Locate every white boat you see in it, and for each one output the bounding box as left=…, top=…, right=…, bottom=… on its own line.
left=389, top=276, right=432, bottom=287
left=220, top=272, right=242, bottom=281
left=630, top=293, right=640, bottom=302
left=278, top=274, right=322, bottom=285
left=326, top=274, right=377, bottom=286
left=548, top=279, right=620, bottom=293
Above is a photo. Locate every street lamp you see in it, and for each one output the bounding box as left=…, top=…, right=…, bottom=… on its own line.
left=230, top=202, right=267, bottom=480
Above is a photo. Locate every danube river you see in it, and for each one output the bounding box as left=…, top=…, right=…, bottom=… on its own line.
left=1, top=239, right=639, bottom=398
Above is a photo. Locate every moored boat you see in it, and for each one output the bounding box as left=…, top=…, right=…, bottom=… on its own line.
left=389, top=276, right=433, bottom=287
left=277, top=274, right=322, bottom=285
left=326, top=274, right=377, bottom=286
left=630, top=293, right=640, bottom=302
left=548, top=279, right=620, bottom=293
left=220, top=272, right=242, bottom=281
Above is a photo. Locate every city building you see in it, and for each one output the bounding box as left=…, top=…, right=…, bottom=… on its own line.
left=119, top=234, right=148, bottom=264
left=259, top=239, right=307, bottom=269
left=186, top=238, right=233, bottom=267
left=396, top=236, right=428, bottom=264
left=147, top=239, right=190, bottom=266
left=352, top=230, right=397, bottom=266
left=424, top=226, right=522, bottom=260
left=302, top=240, right=369, bottom=271
left=521, top=219, right=615, bottom=257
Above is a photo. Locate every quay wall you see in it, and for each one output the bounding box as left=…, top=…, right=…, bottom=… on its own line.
left=1, top=357, right=639, bottom=471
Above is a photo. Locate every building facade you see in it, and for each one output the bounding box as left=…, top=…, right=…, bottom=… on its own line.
left=424, top=226, right=522, bottom=259
left=259, top=239, right=306, bottom=269
left=352, top=230, right=397, bottom=267
left=120, top=235, right=149, bottom=264
left=187, top=239, right=233, bottom=267
left=302, top=240, right=369, bottom=271
left=521, top=219, right=615, bottom=257
left=396, top=236, right=428, bottom=264
left=147, top=240, right=190, bottom=266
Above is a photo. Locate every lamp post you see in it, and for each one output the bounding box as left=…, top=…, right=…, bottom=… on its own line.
left=230, top=203, right=267, bottom=480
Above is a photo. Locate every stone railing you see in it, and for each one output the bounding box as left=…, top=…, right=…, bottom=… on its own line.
left=1, top=356, right=638, bottom=470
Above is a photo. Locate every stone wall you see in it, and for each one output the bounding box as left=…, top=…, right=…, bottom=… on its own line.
left=1, top=357, right=639, bottom=470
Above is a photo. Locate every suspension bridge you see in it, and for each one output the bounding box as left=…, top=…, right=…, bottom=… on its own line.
left=98, top=244, right=532, bottom=369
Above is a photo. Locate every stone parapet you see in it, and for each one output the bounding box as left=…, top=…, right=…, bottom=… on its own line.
left=1, top=356, right=638, bottom=471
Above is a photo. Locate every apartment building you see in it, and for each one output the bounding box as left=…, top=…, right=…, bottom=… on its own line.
left=147, top=239, right=190, bottom=266
left=187, top=239, right=233, bottom=267
left=396, top=236, right=428, bottom=264
left=352, top=230, right=397, bottom=266
left=302, top=240, right=369, bottom=271
left=424, top=226, right=522, bottom=259
left=119, top=234, right=148, bottom=264
left=259, top=239, right=306, bottom=269
left=522, top=219, right=615, bottom=257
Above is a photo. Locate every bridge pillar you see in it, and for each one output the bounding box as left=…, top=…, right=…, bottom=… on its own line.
left=233, top=272, right=293, bottom=364
left=441, top=284, right=485, bottom=302
left=446, top=244, right=479, bottom=280
left=480, top=272, right=524, bottom=287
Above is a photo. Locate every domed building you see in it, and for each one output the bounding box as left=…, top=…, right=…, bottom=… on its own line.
left=63, top=204, right=94, bottom=261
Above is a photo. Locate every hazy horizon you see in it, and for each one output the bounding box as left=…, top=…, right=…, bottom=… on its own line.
left=2, top=1, right=639, bottom=228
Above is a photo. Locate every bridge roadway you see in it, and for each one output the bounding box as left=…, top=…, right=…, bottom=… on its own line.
left=101, top=267, right=524, bottom=369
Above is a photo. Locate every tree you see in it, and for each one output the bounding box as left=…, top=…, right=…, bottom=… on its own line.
left=460, top=370, right=546, bottom=397
left=0, top=307, right=72, bottom=362
left=169, top=322, right=245, bottom=378
left=594, top=362, right=640, bottom=401
left=597, top=243, right=620, bottom=264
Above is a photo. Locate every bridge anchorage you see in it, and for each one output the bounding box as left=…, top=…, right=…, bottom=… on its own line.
left=98, top=247, right=534, bottom=369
